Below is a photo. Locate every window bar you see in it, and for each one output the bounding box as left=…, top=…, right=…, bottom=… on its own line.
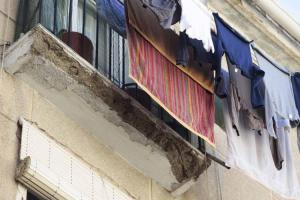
left=53, top=0, right=58, bottom=34
left=160, top=107, right=164, bottom=120
left=38, top=0, right=43, bottom=24
left=135, top=84, right=138, bottom=98
left=67, top=0, right=73, bottom=45
left=186, top=129, right=191, bottom=143
left=22, top=0, right=29, bottom=33
left=82, top=0, right=87, bottom=35
left=117, top=35, right=121, bottom=87
left=121, top=38, right=125, bottom=89
left=112, top=33, right=115, bottom=82
left=95, top=12, right=99, bottom=70
left=108, top=28, right=112, bottom=80
left=81, top=0, right=87, bottom=56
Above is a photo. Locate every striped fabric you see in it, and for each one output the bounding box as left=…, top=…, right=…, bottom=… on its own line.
left=127, top=25, right=215, bottom=146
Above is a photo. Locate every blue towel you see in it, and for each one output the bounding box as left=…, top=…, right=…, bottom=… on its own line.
left=213, top=13, right=265, bottom=108
left=96, top=0, right=126, bottom=37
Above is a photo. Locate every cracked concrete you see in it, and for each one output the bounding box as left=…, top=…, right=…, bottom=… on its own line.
left=4, top=25, right=209, bottom=193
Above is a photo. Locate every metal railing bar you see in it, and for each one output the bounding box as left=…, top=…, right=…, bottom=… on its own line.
left=123, top=83, right=137, bottom=88
left=198, top=142, right=230, bottom=170
left=80, top=0, right=87, bottom=56
left=95, top=12, right=99, bottom=69
left=108, top=27, right=112, bottom=79
left=67, top=0, right=73, bottom=45
left=121, top=38, right=125, bottom=89
left=38, top=0, right=43, bottom=24
left=53, top=0, right=58, bottom=33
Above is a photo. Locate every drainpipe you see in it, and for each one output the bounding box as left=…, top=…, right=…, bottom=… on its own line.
left=247, top=0, right=300, bottom=42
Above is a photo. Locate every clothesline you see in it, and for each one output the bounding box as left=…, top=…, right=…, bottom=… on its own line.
left=202, top=2, right=294, bottom=76
left=252, top=45, right=291, bottom=76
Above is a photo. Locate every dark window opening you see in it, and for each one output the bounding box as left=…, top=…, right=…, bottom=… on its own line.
left=27, top=191, right=44, bottom=200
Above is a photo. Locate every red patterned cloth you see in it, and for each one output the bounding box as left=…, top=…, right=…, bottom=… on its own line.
left=127, top=25, right=215, bottom=146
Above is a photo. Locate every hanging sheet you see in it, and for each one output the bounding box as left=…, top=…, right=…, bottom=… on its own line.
left=126, top=0, right=214, bottom=93
left=127, top=24, right=215, bottom=146
left=96, top=0, right=126, bottom=36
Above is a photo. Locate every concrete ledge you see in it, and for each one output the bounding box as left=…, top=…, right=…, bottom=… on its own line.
left=4, top=25, right=209, bottom=195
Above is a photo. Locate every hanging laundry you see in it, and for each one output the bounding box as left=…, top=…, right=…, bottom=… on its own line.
left=141, top=0, right=181, bottom=29
left=127, top=24, right=215, bottom=146
left=227, top=61, right=265, bottom=135
left=127, top=0, right=214, bottom=93
left=291, top=72, right=300, bottom=152
left=222, top=71, right=300, bottom=199
left=256, top=52, right=299, bottom=138
left=176, top=31, right=216, bottom=66
left=214, top=70, right=228, bottom=98
left=96, top=0, right=126, bottom=36
left=180, top=0, right=214, bottom=52
left=292, top=73, right=300, bottom=114
left=213, top=13, right=265, bottom=107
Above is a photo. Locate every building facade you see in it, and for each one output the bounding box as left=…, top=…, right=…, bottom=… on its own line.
left=0, top=0, right=300, bottom=200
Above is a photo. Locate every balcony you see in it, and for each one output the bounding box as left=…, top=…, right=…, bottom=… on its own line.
left=6, top=0, right=225, bottom=195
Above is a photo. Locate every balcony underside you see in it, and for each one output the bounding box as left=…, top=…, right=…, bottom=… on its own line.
left=4, top=25, right=209, bottom=195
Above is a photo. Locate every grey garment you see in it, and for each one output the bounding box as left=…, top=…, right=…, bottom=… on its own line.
left=141, top=0, right=181, bottom=29
left=269, top=136, right=284, bottom=170
left=269, top=115, right=284, bottom=170
left=241, top=109, right=265, bottom=132
left=227, top=61, right=265, bottom=133
left=256, top=52, right=299, bottom=138
left=227, top=60, right=283, bottom=170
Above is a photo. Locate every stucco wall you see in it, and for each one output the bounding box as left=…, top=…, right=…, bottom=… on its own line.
left=0, top=0, right=18, bottom=42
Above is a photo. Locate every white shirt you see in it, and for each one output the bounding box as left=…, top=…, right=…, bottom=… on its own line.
left=179, top=0, right=215, bottom=53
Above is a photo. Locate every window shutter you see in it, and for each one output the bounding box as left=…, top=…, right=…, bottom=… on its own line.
left=17, top=118, right=134, bottom=200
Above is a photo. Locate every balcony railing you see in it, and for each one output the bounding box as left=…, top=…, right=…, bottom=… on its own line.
left=15, top=0, right=225, bottom=156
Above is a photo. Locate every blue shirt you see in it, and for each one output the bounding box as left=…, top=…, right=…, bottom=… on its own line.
left=213, top=13, right=265, bottom=108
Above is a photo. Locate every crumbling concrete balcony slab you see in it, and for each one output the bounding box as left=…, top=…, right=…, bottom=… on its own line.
left=3, top=25, right=209, bottom=195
